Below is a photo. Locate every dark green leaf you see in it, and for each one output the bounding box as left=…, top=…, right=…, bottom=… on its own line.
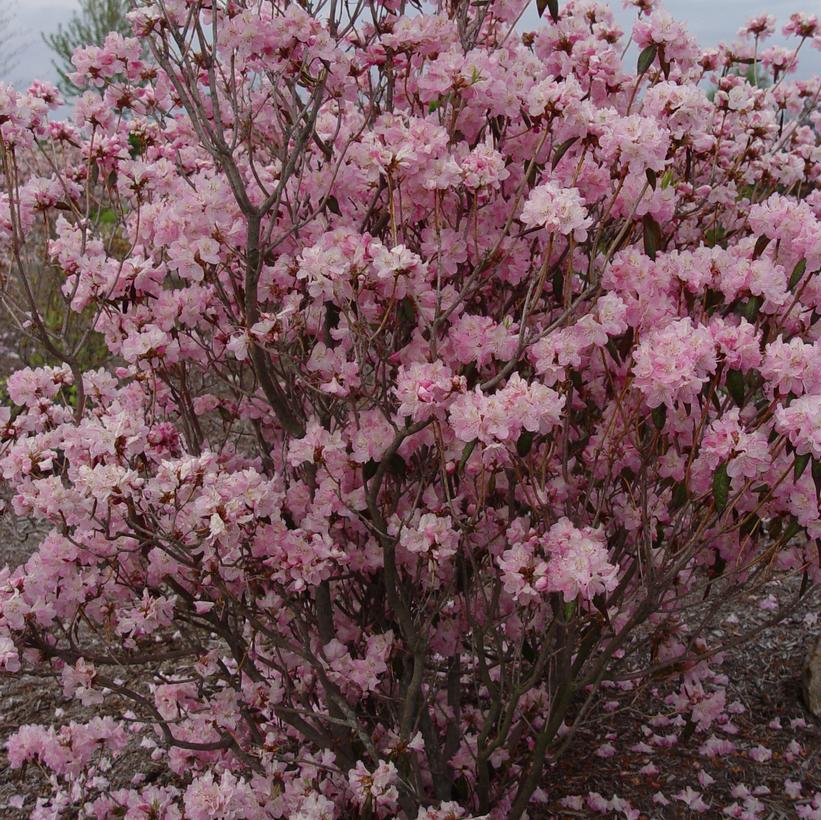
left=670, top=481, right=688, bottom=511
left=739, top=513, right=761, bottom=538
left=812, top=457, right=821, bottom=495
left=788, top=259, right=807, bottom=291
left=642, top=214, right=661, bottom=260
left=713, top=462, right=729, bottom=513
left=459, top=439, right=477, bottom=473
left=645, top=168, right=657, bottom=190
left=651, top=403, right=667, bottom=431
left=388, top=453, right=406, bottom=476
left=525, top=160, right=543, bottom=187
left=794, top=452, right=811, bottom=481
left=398, top=297, right=416, bottom=324
left=752, top=235, right=770, bottom=260
left=741, top=295, right=761, bottom=323
left=546, top=0, right=559, bottom=22
left=637, top=44, right=657, bottom=75
left=552, top=267, right=564, bottom=302
left=325, top=195, right=341, bottom=216
left=516, top=430, right=534, bottom=457
left=782, top=516, right=802, bottom=542
left=726, top=369, right=745, bottom=407
left=551, top=137, right=578, bottom=170
left=362, top=459, right=379, bottom=482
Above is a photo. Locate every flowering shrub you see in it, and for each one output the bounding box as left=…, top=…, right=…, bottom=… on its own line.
left=0, top=0, right=819, bottom=816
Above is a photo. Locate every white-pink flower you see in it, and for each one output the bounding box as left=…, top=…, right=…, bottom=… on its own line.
left=521, top=181, right=592, bottom=241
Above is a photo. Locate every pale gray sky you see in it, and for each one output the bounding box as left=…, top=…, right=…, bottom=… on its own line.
left=3, top=0, right=820, bottom=91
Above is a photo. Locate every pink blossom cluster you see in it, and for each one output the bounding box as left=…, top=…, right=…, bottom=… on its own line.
left=499, top=518, right=618, bottom=604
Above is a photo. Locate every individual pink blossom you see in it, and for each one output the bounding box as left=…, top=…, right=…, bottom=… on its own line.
left=348, top=760, right=400, bottom=816
left=748, top=744, right=773, bottom=763
left=674, top=787, right=710, bottom=812
left=774, top=395, right=821, bottom=459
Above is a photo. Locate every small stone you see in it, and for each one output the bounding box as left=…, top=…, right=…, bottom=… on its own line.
left=802, top=634, right=821, bottom=717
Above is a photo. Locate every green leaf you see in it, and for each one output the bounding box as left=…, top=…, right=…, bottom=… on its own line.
left=398, top=297, right=416, bottom=324
left=739, top=513, right=761, bottom=538
left=670, top=480, right=688, bottom=511
left=325, top=195, right=341, bottom=216
left=128, top=133, right=144, bottom=158
left=752, top=235, right=770, bottom=260
left=660, top=169, right=674, bottom=189
left=741, top=295, right=761, bottom=322
left=539, top=0, right=559, bottom=22
left=812, top=457, right=821, bottom=496
left=525, top=160, right=543, bottom=188
left=552, top=267, right=564, bottom=302
left=788, top=259, right=806, bottom=291
left=516, top=430, right=534, bottom=457
left=705, top=225, right=727, bottom=248
left=726, top=369, right=745, bottom=407
left=794, top=452, right=811, bottom=481
left=645, top=168, right=657, bottom=190
left=362, top=459, right=379, bottom=482
left=551, top=137, right=578, bottom=170
left=563, top=600, right=576, bottom=621
left=97, top=207, right=117, bottom=226
left=388, top=453, right=406, bottom=476
left=782, top=516, right=802, bottom=542
left=637, top=44, right=657, bottom=75
left=651, top=403, right=667, bottom=431
left=642, top=214, right=661, bottom=260
left=713, top=462, right=729, bottom=513
left=458, top=439, right=477, bottom=473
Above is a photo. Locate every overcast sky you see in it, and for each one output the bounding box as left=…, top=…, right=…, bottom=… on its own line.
left=4, top=0, right=820, bottom=92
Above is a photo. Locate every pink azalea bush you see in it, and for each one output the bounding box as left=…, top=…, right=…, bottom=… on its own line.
left=0, top=0, right=819, bottom=816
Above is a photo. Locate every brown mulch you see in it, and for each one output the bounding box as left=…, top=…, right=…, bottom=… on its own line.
left=542, top=575, right=820, bottom=818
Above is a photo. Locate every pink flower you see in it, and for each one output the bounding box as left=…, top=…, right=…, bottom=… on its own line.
left=739, top=15, right=776, bottom=40
left=460, top=143, right=510, bottom=189
left=774, top=395, right=821, bottom=459
left=633, top=319, right=717, bottom=408
left=348, top=760, right=400, bottom=816
left=498, top=539, right=551, bottom=604
left=761, top=337, right=820, bottom=397
left=399, top=513, right=460, bottom=564
left=395, top=361, right=462, bottom=422
left=521, top=181, right=592, bottom=242
left=449, top=374, right=564, bottom=444
left=543, top=518, right=619, bottom=603
left=674, top=787, right=710, bottom=812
